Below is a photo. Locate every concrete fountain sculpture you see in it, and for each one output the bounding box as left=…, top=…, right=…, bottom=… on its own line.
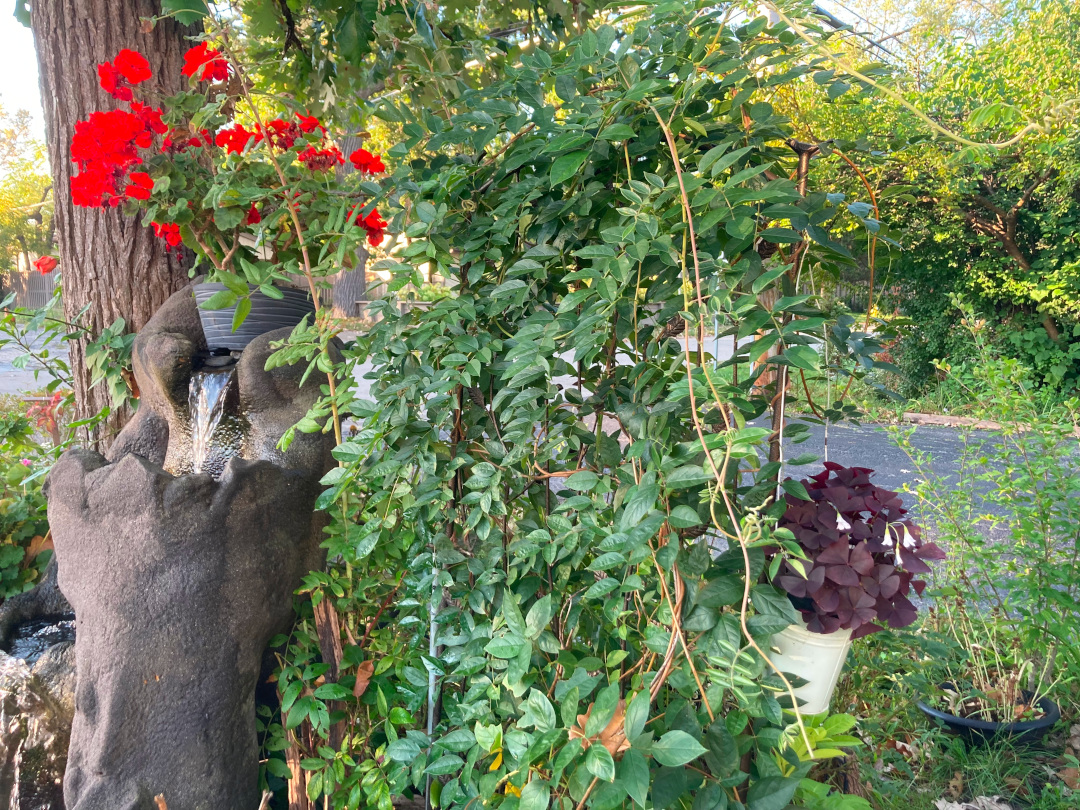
left=31, top=282, right=334, bottom=810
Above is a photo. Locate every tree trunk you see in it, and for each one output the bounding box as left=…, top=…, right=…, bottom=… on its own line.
left=332, top=134, right=369, bottom=318
left=31, top=0, right=196, bottom=449
left=332, top=249, right=368, bottom=317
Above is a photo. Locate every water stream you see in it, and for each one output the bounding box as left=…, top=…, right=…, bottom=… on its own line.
left=5, top=614, right=76, bottom=665
left=188, top=366, right=236, bottom=475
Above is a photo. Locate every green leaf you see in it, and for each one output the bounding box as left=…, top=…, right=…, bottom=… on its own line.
left=600, top=123, right=636, bottom=141
left=780, top=479, right=811, bottom=501
left=746, top=776, right=799, bottom=810
left=752, top=265, right=790, bottom=294
left=425, top=755, right=464, bottom=776
left=526, top=594, right=554, bottom=638
left=750, top=585, right=800, bottom=626
left=199, top=290, right=237, bottom=311
left=668, top=505, right=701, bottom=529
left=619, top=749, right=649, bottom=806
left=666, top=465, right=711, bottom=489
left=519, top=779, right=551, bottom=810
left=652, top=730, right=707, bottom=767
left=485, top=635, right=529, bottom=659
left=161, top=0, right=209, bottom=24
left=231, top=296, right=252, bottom=333
left=781, top=345, right=820, bottom=371
left=312, top=682, right=351, bottom=700
left=386, top=738, right=422, bottom=762
left=585, top=743, right=616, bottom=782
left=524, top=689, right=557, bottom=732
left=550, top=151, right=589, bottom=185
left=584, top=683, right=621, bottom=737
left=697, top=576, right=743, bottom=608
left=564, top=471, right=600, bottom=491
left=624, top=690, right=649, bottom=740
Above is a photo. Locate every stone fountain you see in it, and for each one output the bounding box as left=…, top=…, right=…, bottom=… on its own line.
left=2, top=283, right=335, bottom=810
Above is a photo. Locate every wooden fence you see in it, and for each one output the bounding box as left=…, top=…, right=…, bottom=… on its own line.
left=4, top=269, right=60, bottom=309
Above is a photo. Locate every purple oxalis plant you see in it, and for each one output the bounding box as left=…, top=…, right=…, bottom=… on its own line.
left=777, top=462, right=946, bottom=639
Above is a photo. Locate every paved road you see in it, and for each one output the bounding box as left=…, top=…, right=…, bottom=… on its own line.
left=780, top=419, right=965, bottom=496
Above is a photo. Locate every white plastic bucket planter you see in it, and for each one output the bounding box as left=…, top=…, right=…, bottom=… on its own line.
left=769, top=620, right=853, bottom=715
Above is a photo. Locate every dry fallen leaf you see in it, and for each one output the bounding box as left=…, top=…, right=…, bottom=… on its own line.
left=26, top=533, right=52, bottom=560
left=568, top=698, right=630, bottom=756
left=947, top=771, right=964, bottom=799
left=1059, top=767, right=1080, bottom=790
left=934, top=798, right=1012, bottom=810
left=353, top=660, right=375, bottom=698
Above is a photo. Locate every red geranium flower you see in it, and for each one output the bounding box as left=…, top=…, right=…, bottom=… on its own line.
left=215, top=124, right=261, bottom=155
left=71, top=166, right=117, bottom=207
left=124, top=171, right=154, bottom=200
left=261, top=118, right=301, bottom=150
left=298, top=145, right=344, bottom=172
left=350, top=205, right=387, bottom=247
left=244, top=204, right=261, bottom=225
left=33, top=255, right=58, bottom=275
left=71, top=109, right=146, bottom=170
left=182, top=42, right=229, bottom=82
left=349, top=148, right=385, bottom=174
left=130, top=102, right=167, bottom=135
left=114, top=49, right=151, bottom=83
left=97, top=62, right=131, bottom=101
left=97, top=49, right=151, bottom=101
left=152, top=222, right=182, bottom=247
left=296, top=113, right=324, bottom=134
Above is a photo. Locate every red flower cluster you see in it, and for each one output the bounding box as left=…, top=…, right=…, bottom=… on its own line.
left=245, top=204, right=261, bottom=225
left=152, top=222, right=182, bottom=247
left=262, top=118, right=301, bottom=150
left=215, top=124, right=261, bottom=155
left=351, top=206, right=387, bottom=247
left=131, top=102, right=167, bottom=136
left=33, top=255, right=58, bottom=275
left=97, top=49, right=151, bottom=101
left=182, top=43, right=229, bottom=82
left=349, top=148, right=385, bottom=174
left=298, top=145, right=344, bottom=172
left=71, top=108, right=153, bottom=207
left=296, top=113, right=325, bottom=134
left=124, top=171, right=154, bottom=200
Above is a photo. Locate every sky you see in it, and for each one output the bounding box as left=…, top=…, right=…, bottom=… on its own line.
left=0, top=13, right=45, bottom=141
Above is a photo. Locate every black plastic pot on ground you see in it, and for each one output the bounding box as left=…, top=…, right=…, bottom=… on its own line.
left=916, top=683, right=1061, bottom=745
left=193, top=283, right=316, bottom=352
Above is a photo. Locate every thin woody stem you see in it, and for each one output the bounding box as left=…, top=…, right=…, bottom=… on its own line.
left=649, top=103, right=815, bottom=756
left=213, top=25, right=343, bottom=447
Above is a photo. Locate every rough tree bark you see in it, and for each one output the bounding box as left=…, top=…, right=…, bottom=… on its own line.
left=331, top=134, right=370, bottom=318
left=31, top=0, right=197, bottom=448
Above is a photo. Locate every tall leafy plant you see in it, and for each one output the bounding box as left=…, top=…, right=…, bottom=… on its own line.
left=265, top=3, right=890, bottom=809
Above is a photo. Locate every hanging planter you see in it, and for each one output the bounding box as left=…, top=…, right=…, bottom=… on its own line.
left=193, top=283, right=316, bottom=353
left=767, top=463, right=946, bottom=715
left=769, top=618, right=853, bottom=715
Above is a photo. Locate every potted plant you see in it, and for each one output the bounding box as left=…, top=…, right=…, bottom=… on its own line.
left=193, top=282, right=316, bottom=353
left=769, top=462, right=946, bottom=714
left=915, top=598, right=1061, bottom=744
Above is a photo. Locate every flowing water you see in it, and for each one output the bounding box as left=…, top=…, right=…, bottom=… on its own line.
left=188, top=367, right=235, bottom=475
left=5, top=615, right=76, bottom=665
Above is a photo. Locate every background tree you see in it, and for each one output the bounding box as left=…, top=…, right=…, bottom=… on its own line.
left=778, top=0, right=1080, bottom=398
left=0, top=106, right=52, bottom=276
left=26, top=0, right=198, bottom=445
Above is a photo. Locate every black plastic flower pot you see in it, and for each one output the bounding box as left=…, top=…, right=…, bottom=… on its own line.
left=916, top=683, right=1060, bottom=745
left=193, top=283, right=316, bottom=353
